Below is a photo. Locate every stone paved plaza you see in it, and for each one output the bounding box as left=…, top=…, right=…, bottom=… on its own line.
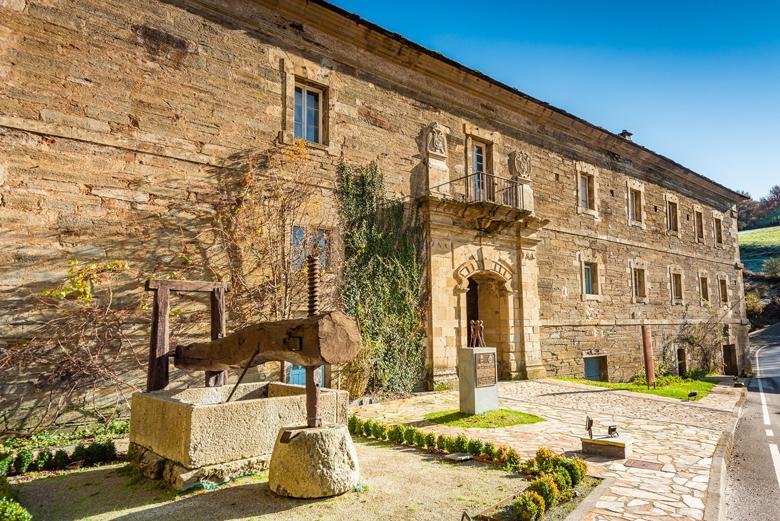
left=353, top=379, right=744, bottom=520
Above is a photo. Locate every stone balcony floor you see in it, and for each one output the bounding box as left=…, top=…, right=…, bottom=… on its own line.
left=352, top=379, right=744, bottom=521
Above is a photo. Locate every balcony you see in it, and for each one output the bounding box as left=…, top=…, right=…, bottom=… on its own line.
left=422, top=171, right=535, bottom=233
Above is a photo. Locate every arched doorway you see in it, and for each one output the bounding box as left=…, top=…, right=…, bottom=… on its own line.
left=464, top=272, right=512, bottom=377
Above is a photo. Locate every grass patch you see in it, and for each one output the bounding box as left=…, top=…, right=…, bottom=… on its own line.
left=739, top=225, right=780, bottom=273
left=423, top=409, right=543, bottom=428
left=558, top=378, right=715, bottom=400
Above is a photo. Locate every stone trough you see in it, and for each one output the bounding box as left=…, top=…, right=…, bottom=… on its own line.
left=129, top=382, right=349, bottom=490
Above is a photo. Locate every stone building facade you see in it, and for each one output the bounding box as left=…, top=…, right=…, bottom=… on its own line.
left=0, top=0, right=748, bottom=425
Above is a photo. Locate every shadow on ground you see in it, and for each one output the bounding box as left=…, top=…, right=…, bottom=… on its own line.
left=16, top=441, right=525, bottom=521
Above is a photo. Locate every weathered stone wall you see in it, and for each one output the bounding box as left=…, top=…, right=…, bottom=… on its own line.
left=0, top=0, right=747, bottom=429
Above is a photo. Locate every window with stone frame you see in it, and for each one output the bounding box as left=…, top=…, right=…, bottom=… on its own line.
left=632, top=267, right=647, bottom=301
left=575, top=162, right=599, bottom=216
left=291, top=225, right=332, bottom=270
left=714, top=216, right=724, bottom=245
left=467, top=137, right=493, bottom=202
left=670, top=268, right=684, bottom=304
left=629, top=188, right=643, bottom=223
left=626, top=180, right=645, bottom=227
left=294, top=81, right=326, bottom=144
left=719, top=276, right=729, bottom=305
left=578, top=172, right=595, bottom=210
left=667, top=199, right=679, bottom=233
left=699, top=274, right=710, bottom=304
left=583, top=261, right=599, bottom=296
left=694, top=208, right=705, bottom=243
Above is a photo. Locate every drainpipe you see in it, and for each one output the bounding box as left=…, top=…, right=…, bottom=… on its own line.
left=642, top=324, right=655, bottom=387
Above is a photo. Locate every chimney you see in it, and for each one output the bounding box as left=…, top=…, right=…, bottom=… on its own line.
left=619, top=130, right=633, bottom=141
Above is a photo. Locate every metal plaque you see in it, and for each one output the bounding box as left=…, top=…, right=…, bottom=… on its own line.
left=475, top=352, right=496, bottom=388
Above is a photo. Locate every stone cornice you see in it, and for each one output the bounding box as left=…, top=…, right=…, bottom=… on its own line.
left=252, top=0, right=746, bottom=206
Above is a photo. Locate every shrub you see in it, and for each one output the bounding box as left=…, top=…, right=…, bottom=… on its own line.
left=403, top=427, right=419, bottom=446
left=466, top=438, right=484, bottom=457
left=452, top=434, right=469, bottom=453
left=436, top=434, right=450, bottom=451
left=0, top=497, right=32, bottom=521
left=71, top=444, right=88, bottom=462
left=518, top=457, right=539, bottom=475
left=558, top=457, right=585, bottom=486
left=482, top=441, right=497, bottom=461
left=84, top=441, right=116, bottom=466
left=535, top=447, right=559, bottom=472
left=684, top=369, right=707, bottom=380
left=0, top=476, right=11, bottom=499
left=372, top=422, right=388, bottom=441
left=551, top=467, right=572, bottom=492
left=514, top=491, right=545, bottom=521
left=387, top=425, right=405, bottom=444
left=13, top=449, right=33, bottom=475
left=413, top=429, right=427, bottom=449
left=362, top=419, right=376, bottom=438
left=573, top=456, right=588, bottom=479
left=425, top=432, right=437, bottom=450
left=655, top=375, right=684, bottom=387
left=505, top=448, right=522, bottom=471
left=495, top=445, right=509, bottom=464
left=527, top=475, right=560, bottom=510
left=0, top=455, right=12, bottom=477
left=347, top=415, right=360, bottom=435
left=33, top=449, right=53, bottom=471
left=53, top=450, right=69, bottom=470
left=764, top=257, right=780, bottom=278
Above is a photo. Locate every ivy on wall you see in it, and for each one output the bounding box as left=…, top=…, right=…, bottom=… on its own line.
left=337, top=162, right=426, bottom=394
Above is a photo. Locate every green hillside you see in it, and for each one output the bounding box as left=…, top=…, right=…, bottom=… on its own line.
left=739, top=225, right=780, bottom=272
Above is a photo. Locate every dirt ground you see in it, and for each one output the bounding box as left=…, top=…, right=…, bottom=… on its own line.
left=16, top=440, right=526, bottom=521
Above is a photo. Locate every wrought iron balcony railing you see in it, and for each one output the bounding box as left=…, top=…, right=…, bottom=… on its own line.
left=464, top=171, right=523, bottom=209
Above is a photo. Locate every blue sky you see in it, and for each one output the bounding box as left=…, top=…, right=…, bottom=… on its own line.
left=330, top=1, right=780, bottom=199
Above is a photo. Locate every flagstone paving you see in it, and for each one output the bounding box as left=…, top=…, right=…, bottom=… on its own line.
left=352, top=379, right=744, bottom=521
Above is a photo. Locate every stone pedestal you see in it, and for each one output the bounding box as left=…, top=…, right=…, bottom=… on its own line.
left=268, top=424, right=359, bottom=498
left=458, top=347, right=499, bottom=415
left=580, top=436, right=632, bottom=460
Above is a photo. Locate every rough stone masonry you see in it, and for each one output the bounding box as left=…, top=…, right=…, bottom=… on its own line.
left=0, top=0, right=749, bottom=430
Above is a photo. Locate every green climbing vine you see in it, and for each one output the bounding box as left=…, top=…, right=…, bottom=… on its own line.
left=337, top=161, right=426, bottom=395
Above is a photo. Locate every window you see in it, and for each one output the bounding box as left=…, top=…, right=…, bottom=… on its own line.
left=294, top=83, right=322, bottom=143
left=671, top=272, right=683, bottom=302
left=291, top=226, right=331, bottom=270
left=700, top=275, right=710, bottom=303
left=714, top=217, right=723, bottom=245
left=578, top=173, right=595, bottom=210
left=719, top=277, right=729, bottom=304
left=291, top=225, right=306, bottom=270
left=629, top=188, right=643, bottom=223
left=316, top=228, right=331, bottom=269
left=632, top=268, right=647, bottom=300
left=584, top=262, right=598, bottom=295
left=667, top=200, right=679, bottom=233
left=695, top=210, right=704, bottom=243
left=472, top=141, right=486, bottom=174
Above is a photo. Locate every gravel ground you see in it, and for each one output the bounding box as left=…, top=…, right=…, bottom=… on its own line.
left=16, top=440, right=525, bottom=521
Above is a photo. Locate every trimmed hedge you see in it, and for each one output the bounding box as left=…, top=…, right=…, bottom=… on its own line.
left=0, top=497, right=32, bottom=521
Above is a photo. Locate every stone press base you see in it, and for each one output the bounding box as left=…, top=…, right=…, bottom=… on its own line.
left=268, top=424, right=359, bottom=498
left=128, top=443, right=270, bottom=491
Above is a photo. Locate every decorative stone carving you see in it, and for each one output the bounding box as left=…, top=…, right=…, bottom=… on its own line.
left=426, top=122, right=448, bottom=159
left=509, top=150, right=531, bottom=181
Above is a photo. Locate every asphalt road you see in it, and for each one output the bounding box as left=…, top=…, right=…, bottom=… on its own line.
left=725, top=322, right=780, bottom=520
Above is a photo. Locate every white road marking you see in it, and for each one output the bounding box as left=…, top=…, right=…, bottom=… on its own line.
left=770, top=444, right=780, bottom=489
left=767, top=429, right=775, bottom=437
left=755, top=347, right=772, bottom=426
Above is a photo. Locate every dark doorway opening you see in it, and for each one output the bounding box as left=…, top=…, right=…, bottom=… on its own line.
left=584, top=355, right=608, bottom=382
left=722, top=344, right=738, bottom=376
left=466, top=278, right=479, bottom=346
left=677, top=347, right=687, bottom=376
